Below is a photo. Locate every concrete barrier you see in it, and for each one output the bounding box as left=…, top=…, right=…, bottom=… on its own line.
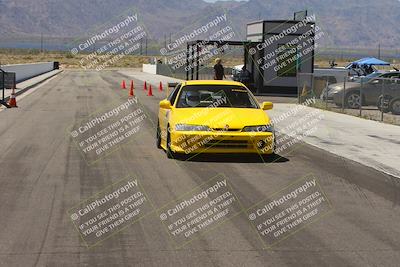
left=1, top=62, right=56, bottom=83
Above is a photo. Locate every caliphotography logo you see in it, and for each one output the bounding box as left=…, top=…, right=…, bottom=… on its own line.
left=68, top=97, right=151, bottom=165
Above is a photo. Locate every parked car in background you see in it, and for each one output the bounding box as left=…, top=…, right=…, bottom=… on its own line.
left=232, top=64, right=244, bottom=81
left=345, top=57, right=389, bottom=77
left=349, top=71, right=386, bottom=83
left=314, top=68, right=349, bottom=98
left=331, top=72, right=400, bottom=109
left=314, top=67, right=349, bottom=85
left=346, top=63, right=377, bottom=77
left=378, top=84, right=400, bottom=115
left=321, top=71, right=387, bottom=101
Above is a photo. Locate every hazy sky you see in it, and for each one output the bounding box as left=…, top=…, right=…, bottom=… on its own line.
left=204, top=0, right=248, bottom=2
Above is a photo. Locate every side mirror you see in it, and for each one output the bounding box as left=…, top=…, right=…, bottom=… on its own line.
left=261, top=101, right=273, bottom=110
left=159, top=99, right=172, bottom=109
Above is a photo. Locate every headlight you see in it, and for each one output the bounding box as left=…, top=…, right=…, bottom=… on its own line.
left=175, top=124, right=210, bottom=131
left=330, top=86, right=342, bottom=92
left=242, top=125, right=274, bottom=133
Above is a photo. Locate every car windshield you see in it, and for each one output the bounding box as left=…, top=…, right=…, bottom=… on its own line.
left=351, top=72, right=383, bottom=83
left=176, top=85, right=259, bottom=109
left=365, top=72, right=382, bottom=79
left=360, top=72, right=382, bottom=82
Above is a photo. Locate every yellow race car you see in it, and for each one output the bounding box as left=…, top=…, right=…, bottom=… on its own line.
left=156, top=80, right=275, bottom=158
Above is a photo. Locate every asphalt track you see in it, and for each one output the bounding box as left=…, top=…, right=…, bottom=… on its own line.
left=0, top=70, right=400, bottom=267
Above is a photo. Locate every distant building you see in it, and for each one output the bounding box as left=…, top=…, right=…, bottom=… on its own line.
left=246, top=18, right=315, bottom=95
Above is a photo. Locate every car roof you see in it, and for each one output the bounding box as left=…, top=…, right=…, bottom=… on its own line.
left=386, top=71, right=400, bottom=74
left=380, top=71, right=400, bottom=76
left=182, top=80, right=245, bottom=87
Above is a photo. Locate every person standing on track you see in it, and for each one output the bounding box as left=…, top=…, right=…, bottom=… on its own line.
left=213, top=58, right=226, bottom=80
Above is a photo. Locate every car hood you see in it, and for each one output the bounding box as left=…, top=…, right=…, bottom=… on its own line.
left=171, top=108, right=270, bottom=129
left=328, top=82, right=360, bottom=91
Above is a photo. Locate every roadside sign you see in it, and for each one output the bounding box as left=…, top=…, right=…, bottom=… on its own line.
left=0, top=72, right=16, bottom=89
left=294, top=10, right=308, bottom=21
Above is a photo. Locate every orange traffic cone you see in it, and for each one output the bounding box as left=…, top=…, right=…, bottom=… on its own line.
left=148, top=85, right=153, bottom=96
left=121, top=80, right=126, bottom=89
left=159, top=81, right=163, bottom=92
left=8, top=87, right=17, bottom=108
left=129, top=81, right=134, bottom=98
left=144, top=81, right=147, bottom=91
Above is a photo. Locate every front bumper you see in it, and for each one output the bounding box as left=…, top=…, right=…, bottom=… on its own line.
left=321, top=93, right=334, bottom=101
left=320, top=88, right=339, bottom=101
left=332, top=92, right=344, bottom=106
left=170, top=131, right=275, bottom=155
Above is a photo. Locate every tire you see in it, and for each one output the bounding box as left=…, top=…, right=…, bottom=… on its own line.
left=166, top=126, right=176, bottom=159
left=377, top=95, right=390, bottom=113
left=345, top=92, right=361, bottom=109
left=156, top=122, right=162, bottom=149
left=390, top=99, right=400, bottom=115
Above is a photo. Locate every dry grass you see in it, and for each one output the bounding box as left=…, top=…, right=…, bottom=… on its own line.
left=1, top=49, right=399, bottom=70
left=0, top=50, right=243, bottom=69
left=0, top=50, right=153, bottom=69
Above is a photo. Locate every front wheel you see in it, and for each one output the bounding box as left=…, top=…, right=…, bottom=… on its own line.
left=377, top=95, right=390, bottom=113
left=345, top=92, right=361, bottom=109
left=390, top=99, right=400, bottom=115
left=156, top=123, right=162, bottom=149
left=166, top=127, right=176, bottom=159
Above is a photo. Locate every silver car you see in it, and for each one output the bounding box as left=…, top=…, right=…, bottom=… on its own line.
left=320, top=72, right=385, bottom=101
left=330, top=72, right=400, bottom=109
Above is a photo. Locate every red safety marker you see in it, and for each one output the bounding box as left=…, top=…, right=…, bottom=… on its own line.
left=129, top=80, right=134, bottom=98
left=8, top=87, right=17, bottom=108
left=148, top=84, right=153, bottom=96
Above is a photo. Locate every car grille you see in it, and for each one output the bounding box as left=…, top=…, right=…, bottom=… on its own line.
left=211, top=128, right=242, bottom=132
left=202, top=140, right=249, bottom=149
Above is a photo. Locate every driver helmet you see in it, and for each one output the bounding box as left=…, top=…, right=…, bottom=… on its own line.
left=185, top=91, right=200, bottom=107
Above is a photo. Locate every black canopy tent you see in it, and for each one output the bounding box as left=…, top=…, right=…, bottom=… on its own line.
left=185, top=40, right=260, bottom=81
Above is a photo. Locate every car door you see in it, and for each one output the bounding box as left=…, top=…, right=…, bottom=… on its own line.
left=364, top=75, right=391, bottom=105
left=386, top=73, right=400, bottom=99
left=363, top=78, right=380, bottom=105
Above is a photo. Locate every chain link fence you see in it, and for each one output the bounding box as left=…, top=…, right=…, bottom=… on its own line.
left=298, top=73, right=400, bottom=126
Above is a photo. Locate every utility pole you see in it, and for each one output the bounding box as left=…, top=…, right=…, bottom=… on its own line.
left=378, top=43, right=381, bottom=59
left=145, top=37, right=148, bottom=56
left=40, top=32, right=44, bottom=53
left=0, top=62, right=4, bottom=102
